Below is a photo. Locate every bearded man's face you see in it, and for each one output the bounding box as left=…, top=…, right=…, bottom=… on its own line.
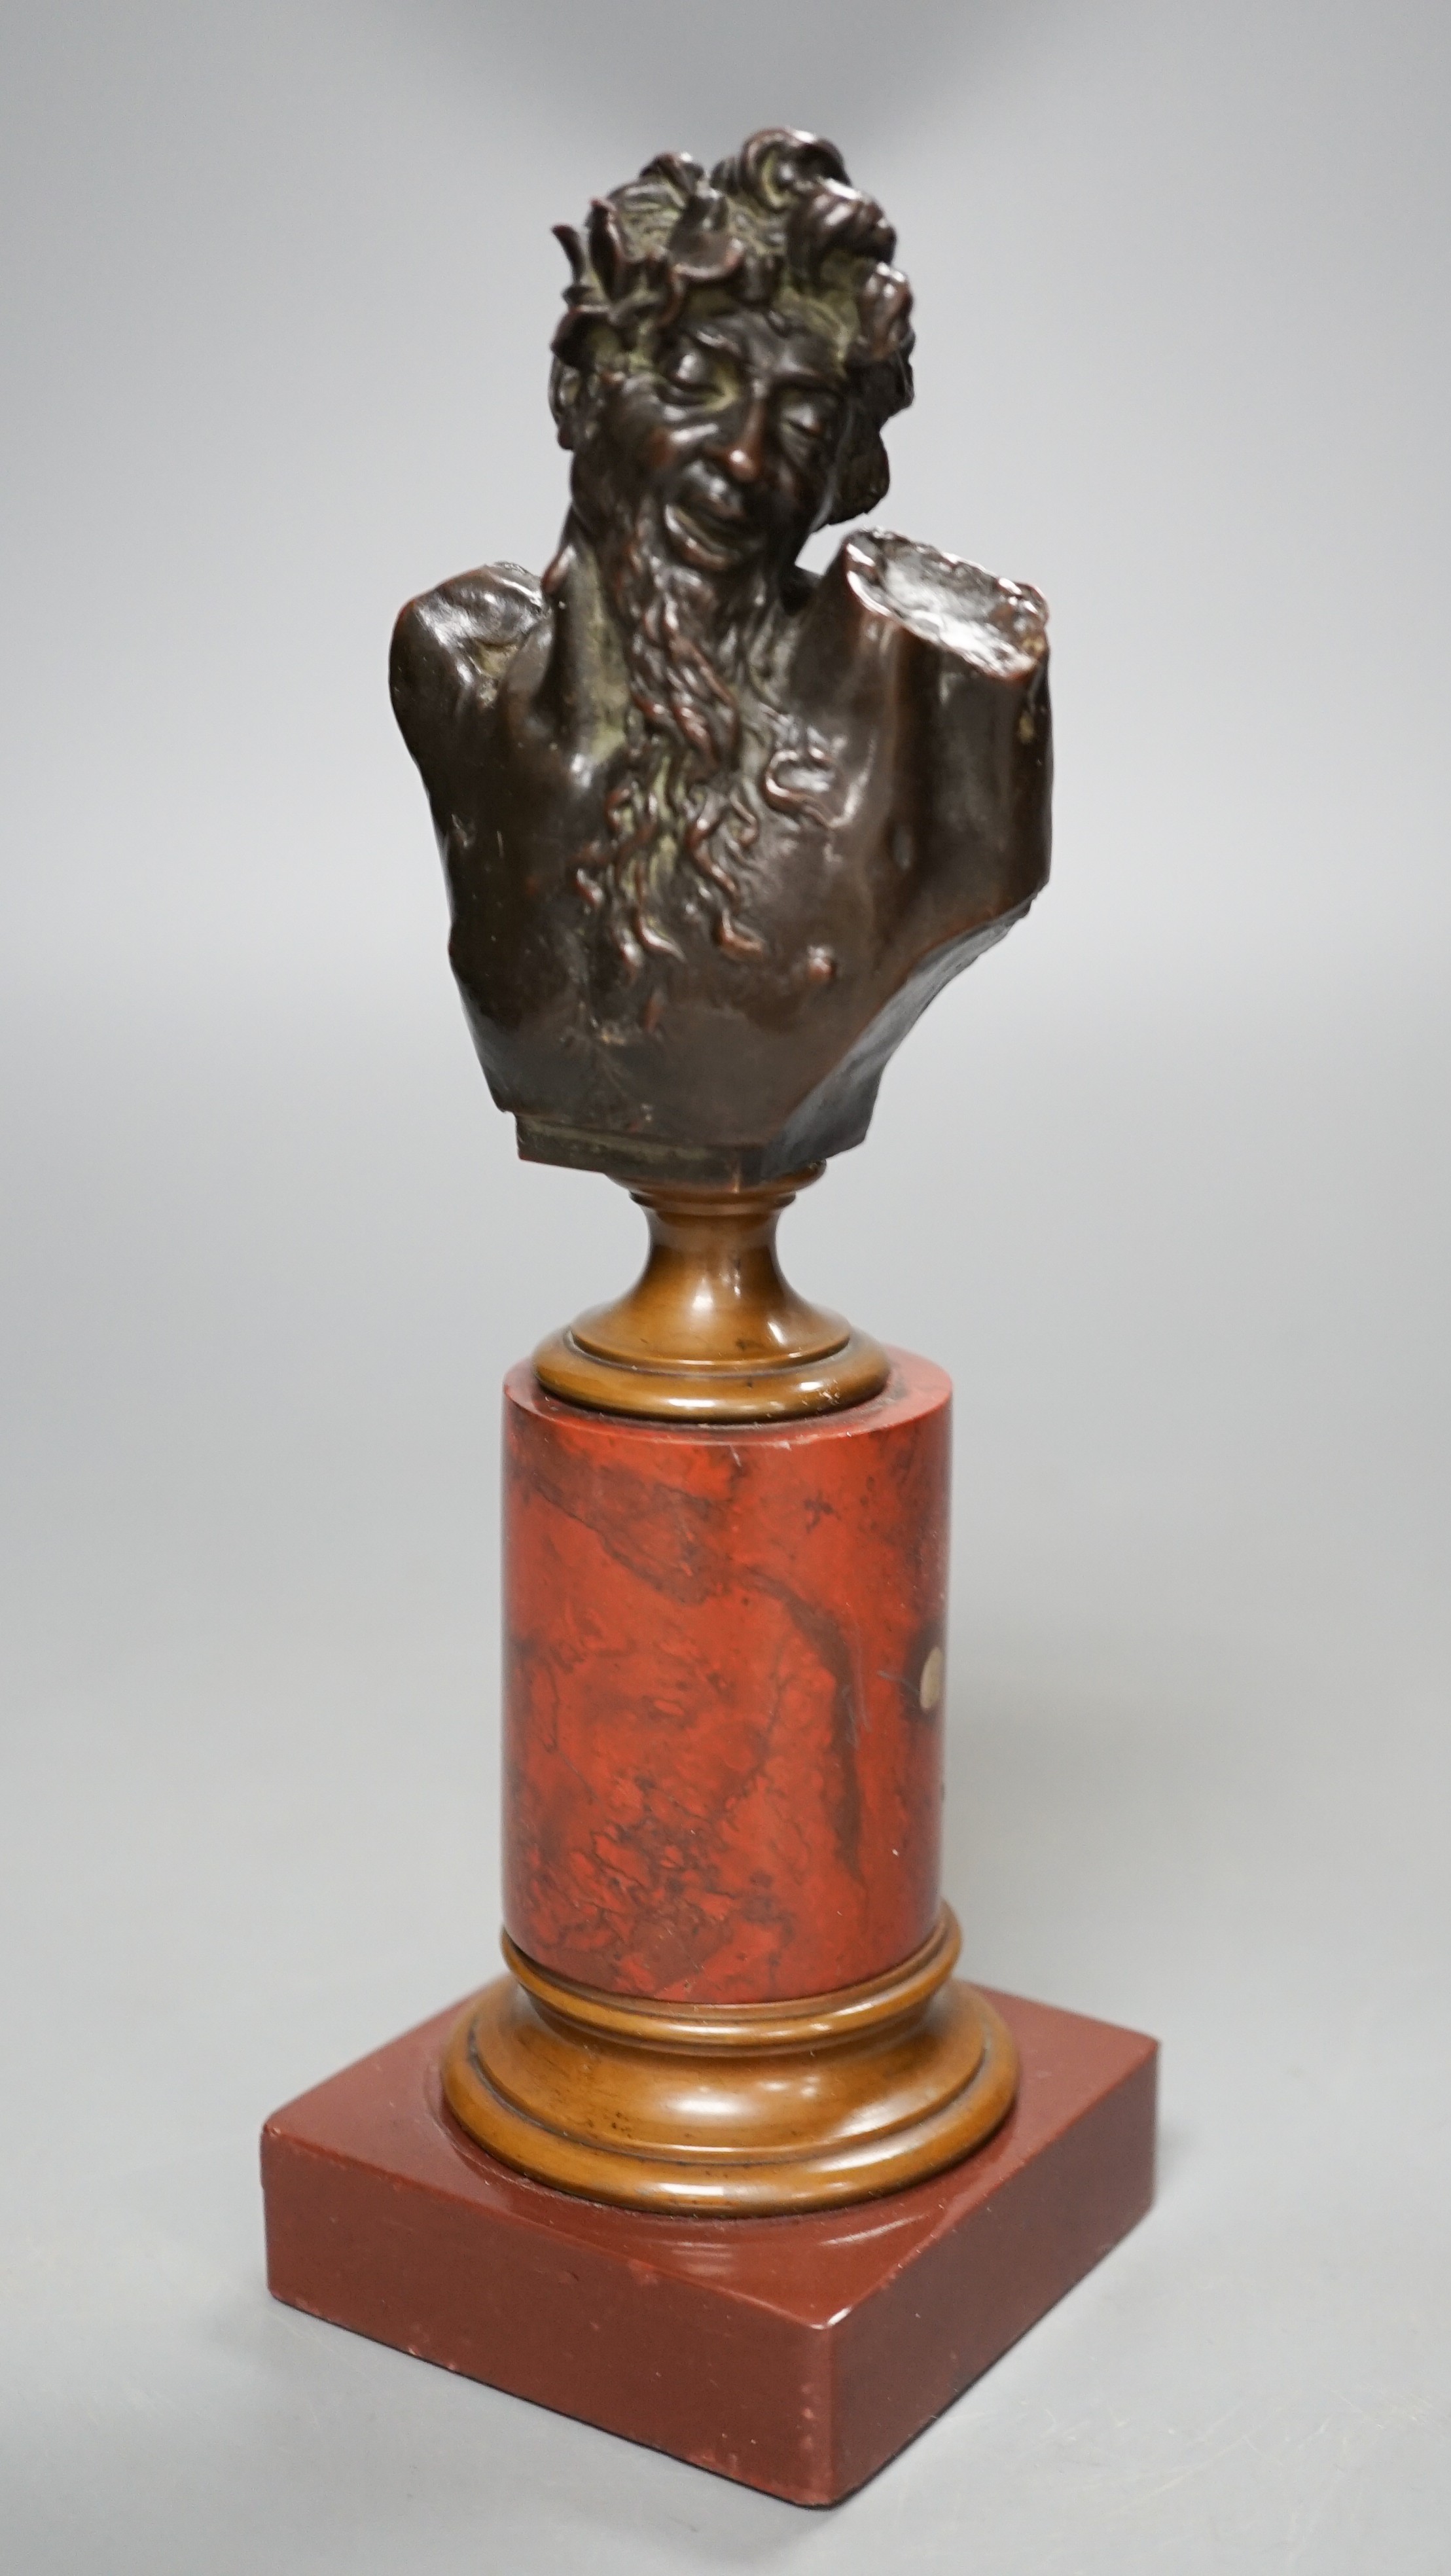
left=570, top=300, right=853, bottom=584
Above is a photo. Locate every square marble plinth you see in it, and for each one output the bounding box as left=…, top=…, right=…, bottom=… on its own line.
left=262, top=1990, right=1156, bottom=2507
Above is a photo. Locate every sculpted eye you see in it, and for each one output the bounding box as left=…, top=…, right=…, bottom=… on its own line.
left=776, top=391, right=836, bottom=444
left=660, top=344, right=718, bottom=403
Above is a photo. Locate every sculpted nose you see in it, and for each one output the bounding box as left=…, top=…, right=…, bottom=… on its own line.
left=719, top=396, right=770, bottom=483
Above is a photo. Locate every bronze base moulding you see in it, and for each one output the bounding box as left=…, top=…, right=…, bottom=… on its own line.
left=442, top=1906, right=1017, bottom=2214
left=533, top=1165, right=888, bottom=1422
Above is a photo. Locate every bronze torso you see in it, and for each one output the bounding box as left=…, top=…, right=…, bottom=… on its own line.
left=393, top=526, right=1049, bottom=1185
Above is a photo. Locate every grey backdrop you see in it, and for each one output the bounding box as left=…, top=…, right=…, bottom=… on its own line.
left=2, top=2, right=1448, bottom=2567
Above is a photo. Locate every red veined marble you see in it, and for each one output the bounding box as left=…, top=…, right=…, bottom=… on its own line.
left=501, top=1351, right=951, bottom=2003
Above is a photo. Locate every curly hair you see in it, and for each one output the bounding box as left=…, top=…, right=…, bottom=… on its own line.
left=550, top=128, right=914, bottom=522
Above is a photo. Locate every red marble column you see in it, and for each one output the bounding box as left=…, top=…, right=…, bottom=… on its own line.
left=501, top=1352, right=951, bottom=2004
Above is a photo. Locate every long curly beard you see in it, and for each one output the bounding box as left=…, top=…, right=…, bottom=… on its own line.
left=571, top=506, right=836, bottom=984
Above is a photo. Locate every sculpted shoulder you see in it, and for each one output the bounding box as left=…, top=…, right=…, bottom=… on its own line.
left=793, top=529, right=1048, bottom=713
left=389, top=562, right=547, bottom=775
left=789, top=528, right=1052, bottom=997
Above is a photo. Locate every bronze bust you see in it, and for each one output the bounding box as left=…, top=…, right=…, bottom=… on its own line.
left=391, top=129, right=1051, bottom=1187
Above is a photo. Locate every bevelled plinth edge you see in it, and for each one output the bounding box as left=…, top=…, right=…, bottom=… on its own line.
left=440, top=1905, right=1020, bottom=2214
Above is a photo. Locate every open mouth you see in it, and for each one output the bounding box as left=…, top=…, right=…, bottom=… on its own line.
left=664, top=492, right=762, bottom=575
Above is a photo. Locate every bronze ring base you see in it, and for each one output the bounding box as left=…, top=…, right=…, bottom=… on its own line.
left=441, top=1906, right=1019, bottom=2215
left=533, top=1319, right=889, bottom=1422
left=531, top=1168, right=889, bottom=1424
